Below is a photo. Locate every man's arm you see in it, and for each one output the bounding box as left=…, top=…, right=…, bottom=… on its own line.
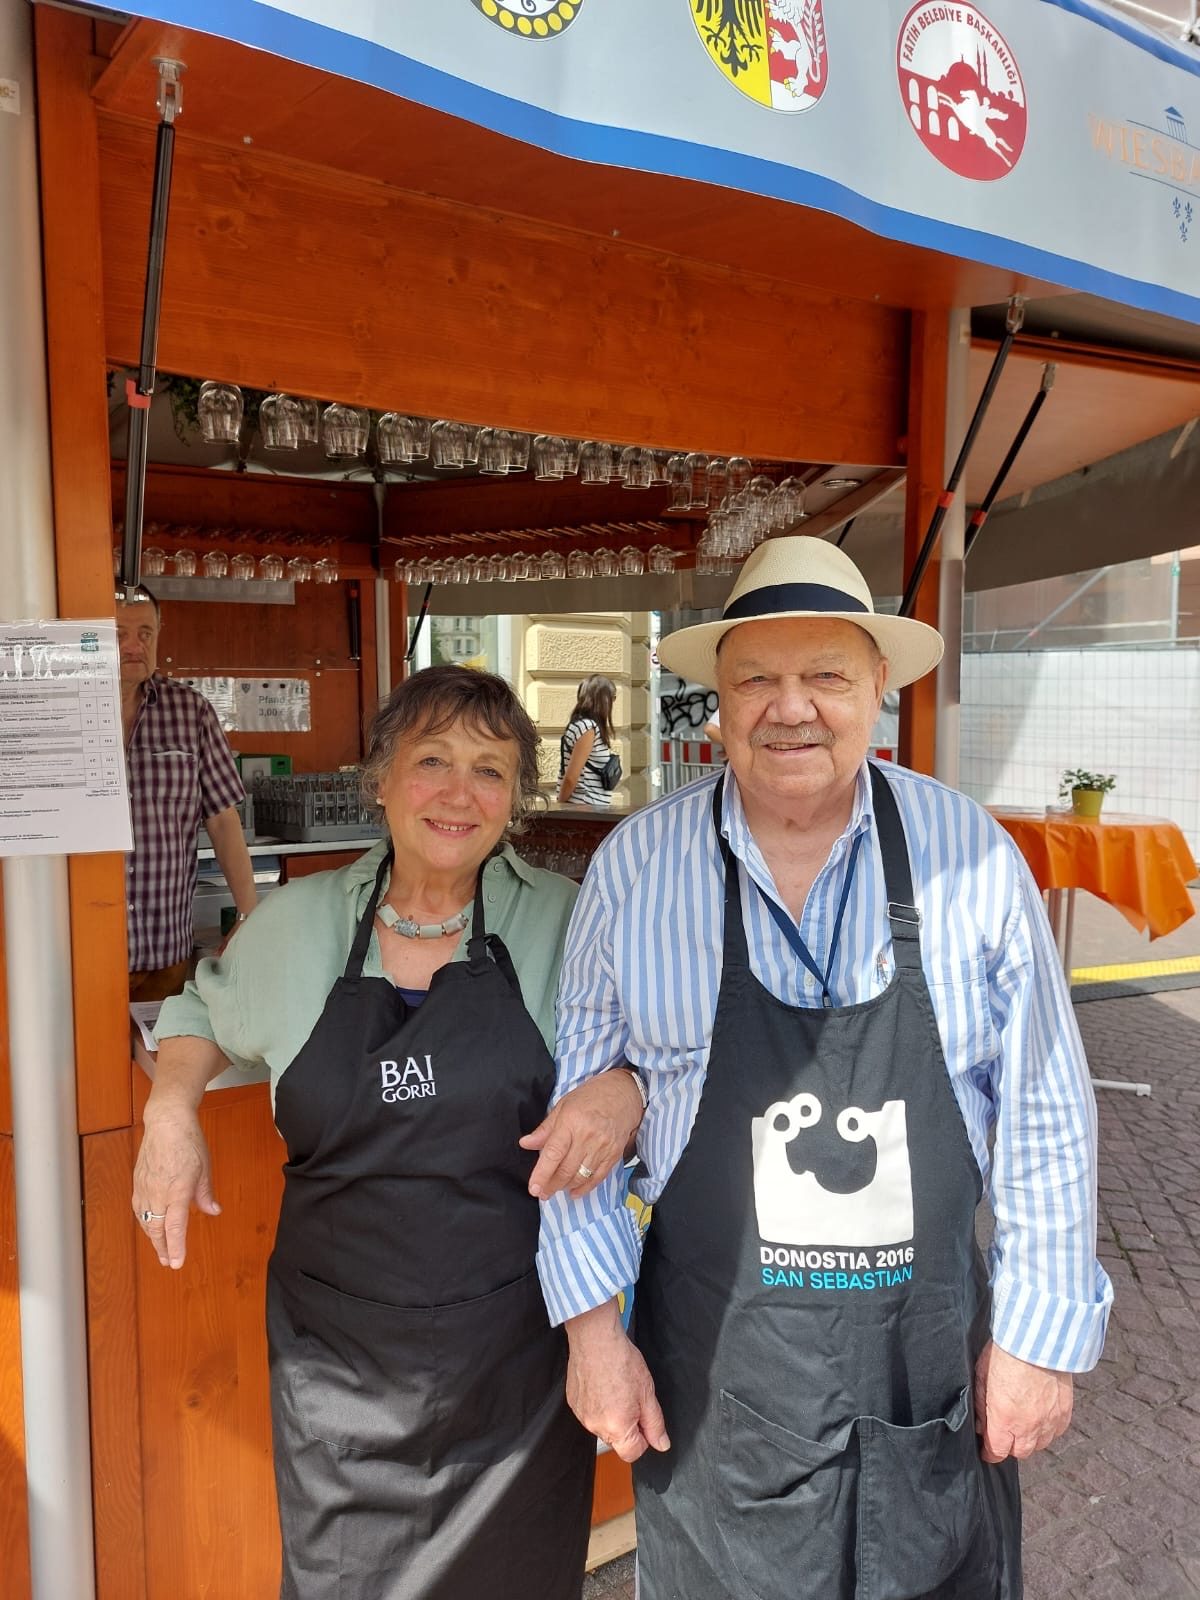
left=978, top=848, right=1112, bottom=1457
left=205, top=806, right=258, bottom=918
left=536, top=860, right=645, bottom=1325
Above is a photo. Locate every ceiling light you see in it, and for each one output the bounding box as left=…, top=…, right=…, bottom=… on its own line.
left=822, top=476, right=863, bottom=489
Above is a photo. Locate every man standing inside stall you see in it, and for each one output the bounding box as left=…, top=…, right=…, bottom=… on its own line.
left=538, top=536, right=1111, bottom=1599
left=117, top=587, right=257, bottom=1000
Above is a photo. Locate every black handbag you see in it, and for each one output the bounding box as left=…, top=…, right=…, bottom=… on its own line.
left=597, top=752, right=622, bottom=791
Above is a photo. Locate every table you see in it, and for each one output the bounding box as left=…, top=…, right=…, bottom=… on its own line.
left=989, top=809, right=1198, bottom=1097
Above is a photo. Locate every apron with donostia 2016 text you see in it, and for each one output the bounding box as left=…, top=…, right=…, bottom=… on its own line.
left=266, top=851, right=594, bottom=1600
left=634, top=766, right=1022, bottom=1600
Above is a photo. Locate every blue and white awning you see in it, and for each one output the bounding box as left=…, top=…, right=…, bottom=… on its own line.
left=105, top=0, right=1200, bottom=323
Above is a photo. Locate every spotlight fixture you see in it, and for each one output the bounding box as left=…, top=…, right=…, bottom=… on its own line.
left=821, top=476, right=863, bottom=489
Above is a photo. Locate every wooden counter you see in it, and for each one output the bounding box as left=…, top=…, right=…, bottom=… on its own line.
left=91, top=1052, right=633, bottom=1597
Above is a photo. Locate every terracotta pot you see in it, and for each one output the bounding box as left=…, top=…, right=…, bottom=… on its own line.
left=1071, top=787, right=1105, bottom=819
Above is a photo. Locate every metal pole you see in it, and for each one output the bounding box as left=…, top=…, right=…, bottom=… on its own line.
left=935, top=309, right=970, bottom=790
left=964, top=364, right=1056, bottom=559
left=899, top=296, right=1024, bottom=619
left=0, top=2, right=96, bottom=1594
left=119, top=58, right=184, bottom=598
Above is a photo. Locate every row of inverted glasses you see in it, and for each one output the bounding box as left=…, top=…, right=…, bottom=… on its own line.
left=137, top=548, right=338, bottom=582
left=395, top=545, right=677, bottom=584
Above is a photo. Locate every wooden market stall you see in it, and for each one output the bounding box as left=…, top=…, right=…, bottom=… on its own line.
left=2, top=2, right=1199, bottom=1596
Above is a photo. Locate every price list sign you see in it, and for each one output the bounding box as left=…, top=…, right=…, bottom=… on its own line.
left=0, top=620, right=132, bottom=857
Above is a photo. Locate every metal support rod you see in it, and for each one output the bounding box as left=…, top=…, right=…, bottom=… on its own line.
left=405, top=582, right=434, bottom=662
left=964, top=364, right=1056, bottom=559
left=119, top=57, right=184, bottom=598
left=899, top=297, right=1024, bottom=619
left=835, top=516, right=857, bottom=549
left=1010, top=565, right=1113, bottom=652
left=0, top=1, right=96, bottom=1593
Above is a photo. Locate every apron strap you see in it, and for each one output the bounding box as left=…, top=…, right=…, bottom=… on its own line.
left=710, top=772, right=752, bottom=975
left=868, top=762, right=923, bottom=966
left=344, top=847, right=394, bottom=986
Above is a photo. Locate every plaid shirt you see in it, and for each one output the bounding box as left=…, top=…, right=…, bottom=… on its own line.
left=125, top=675, right=244, bottom=971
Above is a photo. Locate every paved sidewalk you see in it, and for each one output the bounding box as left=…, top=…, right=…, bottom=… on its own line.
left=586, top=981, right=1200, bottom=1600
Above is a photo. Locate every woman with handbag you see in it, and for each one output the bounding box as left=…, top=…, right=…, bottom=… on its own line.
left=557, top=675, right=621, bottom=808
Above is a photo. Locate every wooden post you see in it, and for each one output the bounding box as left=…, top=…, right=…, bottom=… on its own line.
left=35, top=4, right=132, bottom=1137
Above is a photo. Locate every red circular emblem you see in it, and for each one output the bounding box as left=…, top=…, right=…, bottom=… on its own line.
left=896, top=3, right=1027, bottom=181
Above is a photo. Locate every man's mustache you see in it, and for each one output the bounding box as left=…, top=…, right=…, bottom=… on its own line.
left=749, top=725, right=834, bottom=750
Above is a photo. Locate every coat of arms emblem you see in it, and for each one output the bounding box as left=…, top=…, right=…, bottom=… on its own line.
left=469, top=0, right=583, bottom=39
left=896, top=3, right=1027, bottom=180
left=690, top=0, right=830, bottom=113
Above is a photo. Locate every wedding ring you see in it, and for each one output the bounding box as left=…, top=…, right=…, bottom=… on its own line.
left=139, top=1210, right=166, bottom=1223
left=576, top=1165, right=594, bottom=1180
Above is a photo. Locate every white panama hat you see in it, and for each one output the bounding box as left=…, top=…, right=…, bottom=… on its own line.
left=659, top=535, right=944, bottom=691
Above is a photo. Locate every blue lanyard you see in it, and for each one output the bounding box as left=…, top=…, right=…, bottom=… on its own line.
left=755, top=832, right=865, bottom=1008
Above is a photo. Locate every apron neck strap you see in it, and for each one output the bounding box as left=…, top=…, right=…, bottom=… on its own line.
left=868, top=762, right=923, bottom=963
left=346, top=847, right=394, bottom=983
left=711, top=774, right=752, bottom=973
left=466, top=858, right=492, bottom=974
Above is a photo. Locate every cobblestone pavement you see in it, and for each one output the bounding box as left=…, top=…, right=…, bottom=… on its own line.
left=586, top=984, right=1200, bottom=1600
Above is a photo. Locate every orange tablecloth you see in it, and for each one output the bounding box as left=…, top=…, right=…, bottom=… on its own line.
left=989, top=810, right=1198, bottom=940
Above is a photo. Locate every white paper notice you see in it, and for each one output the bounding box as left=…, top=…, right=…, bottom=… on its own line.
left=0, top=619, right=133, bottom=858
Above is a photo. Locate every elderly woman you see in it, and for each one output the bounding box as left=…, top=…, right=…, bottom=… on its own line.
left=133, top=666, right=645, bottom=1600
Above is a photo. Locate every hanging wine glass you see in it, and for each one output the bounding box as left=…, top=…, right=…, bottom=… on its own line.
left=230, top=553, right=255, bottom=580
left=294, top=398, right=321, bottom=448
left=202, top=550, right=229, bottom=579
left=259, top=393, right=303, bottom=451
left=140, top=547, right=166, bottom=577
left=197, top=381, right=243, bottom=444
left=322, top=403, right=369, bottom=460
left=259, top=554, right=285, bottom=581
left=313, top=557, right=340, bottom=583
left=171, top=548, right=197, bottom=577
left=286, top=556, right=313, bottom=583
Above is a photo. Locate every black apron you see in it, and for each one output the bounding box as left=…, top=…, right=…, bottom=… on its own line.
left=266, top=851, right=594, bottom=1600
left=634, top=767, right=1022, bottom=1600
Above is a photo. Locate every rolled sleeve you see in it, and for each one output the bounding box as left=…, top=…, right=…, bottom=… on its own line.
left=155, top=938, right=263, bottom=1074
left=537, top=860, right=640, bottom=1325
left=986, top=854, right=1113, bottom=1372
left=197, top=702, right=244, bottom=819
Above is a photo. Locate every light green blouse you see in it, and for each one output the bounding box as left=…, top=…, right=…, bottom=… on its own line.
left=156, top=841, right=579, bottom=1102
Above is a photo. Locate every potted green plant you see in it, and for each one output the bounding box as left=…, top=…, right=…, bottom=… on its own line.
left=1059, top=768, right=1116, bottom=819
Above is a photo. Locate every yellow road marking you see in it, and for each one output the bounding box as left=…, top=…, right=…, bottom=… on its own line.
left=1071, top=955, right=1200, bottom=983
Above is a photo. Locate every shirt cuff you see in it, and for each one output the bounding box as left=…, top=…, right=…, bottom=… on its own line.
left=990, top=1264, right=1114, bottom=1373
left=536, top=1204, right=644, bottom=1327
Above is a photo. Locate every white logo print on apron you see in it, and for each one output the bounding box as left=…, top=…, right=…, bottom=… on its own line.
left=751, top=1091, right=914, bottom=1247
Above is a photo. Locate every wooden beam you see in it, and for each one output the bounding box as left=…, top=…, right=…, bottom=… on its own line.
left=96, top=118, right=906, bottom=468
left=35, top=5, right=131, bottom=1134
left=899, top=312, right=947, bottom=776
left=793, top=470, right=907, bottom=541
left=83, top=1130, right=149, bottom=1600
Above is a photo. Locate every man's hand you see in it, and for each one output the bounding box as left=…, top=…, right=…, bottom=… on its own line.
left=132, top=1109, right=220, bottom=1270
left=521, top=1069, right=645, bottom=1200
left=973, top=1340, right=1073, bottom=1462
left=565, top=1300, right=671, bottom=1463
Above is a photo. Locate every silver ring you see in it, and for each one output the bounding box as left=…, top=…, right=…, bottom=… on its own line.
left=576, top=1165, right=594, bottom=1180
left=139, top=1209, right=166, bottom=1223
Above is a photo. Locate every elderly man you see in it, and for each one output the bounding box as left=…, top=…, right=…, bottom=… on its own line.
left=117, top=588, right=257, bottom=1000
left=538, top=536, right=1110, bottom=1599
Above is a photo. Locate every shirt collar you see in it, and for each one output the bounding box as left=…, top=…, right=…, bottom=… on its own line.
left=719, top=760, right=874, bottom=873
left=343, top=837, right=536, bottom=893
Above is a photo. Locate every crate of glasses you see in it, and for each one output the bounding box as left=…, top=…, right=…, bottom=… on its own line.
left=252, top=770, right=383, bottom=843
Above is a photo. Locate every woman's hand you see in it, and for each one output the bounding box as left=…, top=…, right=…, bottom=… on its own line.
left=132, top=1036, right=229, bottom=1269
left=132, top=1108, right=221, bottom=1269
left=521, top=1068, right=645, bottom=1200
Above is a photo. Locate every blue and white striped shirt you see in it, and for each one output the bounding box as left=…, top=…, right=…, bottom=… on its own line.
left=538, top=762, right=1112, bottom=1373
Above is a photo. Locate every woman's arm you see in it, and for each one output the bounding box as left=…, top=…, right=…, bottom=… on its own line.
left=557, top=727, right=596, bottom=803
left=132, top=1035, right=229, bottom=1270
